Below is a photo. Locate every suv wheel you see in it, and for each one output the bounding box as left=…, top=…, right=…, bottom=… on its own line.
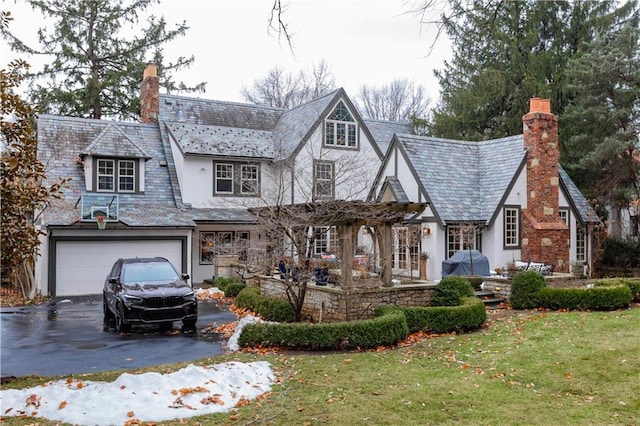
left=182, top=319, right=197, bottom=330
left=103, top=300, right=115, bottom=331
left=115, top=303, right=131, bottom=334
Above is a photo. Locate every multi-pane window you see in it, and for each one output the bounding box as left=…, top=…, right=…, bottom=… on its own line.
left=447, top=225, right=479, bottom=258
left=200, top=231, right=250, bottom=264
left=504, top=207, right=520, bottom=248
left=213, top=162, right=260, bottom=196
left=325, top=101, right=358, bottom=148
left=241, top=165, right=259, bottom=195
left=314, top=161, right=334, bottom=199
left=97, top=159, right=136, bottom=192
left=576, top=224, right=586, bottom=262
left=215, top=164, right=234, bottom=194
left=559, top=209, right=569, bottom=225
left=97, top=159, right=115, bottom=191
left=393, top=227, right=421, bottom=269
left=313, top=227, right=338, bottom=255
left=118, top=160, right=135, bottom=192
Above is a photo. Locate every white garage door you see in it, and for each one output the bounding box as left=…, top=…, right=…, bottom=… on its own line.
left=55, top=240, right=184, bottom=296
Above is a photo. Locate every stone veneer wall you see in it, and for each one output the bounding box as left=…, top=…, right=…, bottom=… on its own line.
left=250, top=276, right=437, bottom=323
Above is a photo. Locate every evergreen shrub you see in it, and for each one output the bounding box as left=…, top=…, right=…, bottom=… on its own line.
left=594, top=278, right=640, bottom=302
left=537, top=285, right=632, bottom=310
left=235, top=286, right=295, bottom=322
left=510, top=270, right=547, bottom=309
left=224, top=282, right=246, bottom=297
left=398, top=297, right=487, bottom=333
left=213, top=277, right=237, bottom=292
left=432, top=276, right=475, bottom=306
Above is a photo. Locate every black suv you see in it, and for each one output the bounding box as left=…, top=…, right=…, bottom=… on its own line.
left=103, top=257, right=197, bottom=333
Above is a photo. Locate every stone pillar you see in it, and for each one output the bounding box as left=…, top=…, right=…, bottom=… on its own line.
left=521, top=98, right=569, bottom=271
left=140, top=63, right=159, bottom=123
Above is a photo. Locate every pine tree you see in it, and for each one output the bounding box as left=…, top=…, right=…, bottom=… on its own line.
left=429, top=0, right=634, bottom=143
left=2, top=0, right=205, bottom=120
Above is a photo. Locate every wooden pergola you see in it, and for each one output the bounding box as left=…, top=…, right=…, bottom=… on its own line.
left=249, top=200, right=428, bottom=287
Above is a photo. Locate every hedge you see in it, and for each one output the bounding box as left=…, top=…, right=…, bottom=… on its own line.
left=391, top=297, right=487, bottom=334
left=238, top=297, right=487, bottom=350
left=537, top=285, right=632, bottom=311
left=238, top=310, right=409, bottom=350
left=593, top=278, right=640, bottom=302
left=235, top=286, right=295, bottom=323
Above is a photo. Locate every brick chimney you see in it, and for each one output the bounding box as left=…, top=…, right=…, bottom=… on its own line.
left=520, top=98, right=570, bottom=271
left=140, top=63, right=159, bottom=123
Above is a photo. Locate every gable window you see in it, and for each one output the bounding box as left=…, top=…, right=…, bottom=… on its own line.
left=504, top=206, right=520, bottom=248
left=325, top=101, right=358, bottom=148
left=213, top=162, right=260, bottom=196
left=96, top=158, right=137, bottom=193
left=447, top=225, right=479, bottom=258
left=215, top=164, right=234, bottom=194
left=314, top=161, right=334, bottom=199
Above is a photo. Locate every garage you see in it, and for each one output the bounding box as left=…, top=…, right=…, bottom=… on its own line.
left=53, top=239, right=186, bottom=296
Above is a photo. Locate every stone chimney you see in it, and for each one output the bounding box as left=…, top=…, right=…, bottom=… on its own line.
left=140, top=63, right=159, bottom=123
left=520, top=97, right=569, bottom=271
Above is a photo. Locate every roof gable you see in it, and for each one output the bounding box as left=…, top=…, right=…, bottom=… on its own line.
left=81, top=123, right=150, bottom=159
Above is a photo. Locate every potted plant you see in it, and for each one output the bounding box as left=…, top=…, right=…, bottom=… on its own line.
left=419, top=252, right=430, bottom=280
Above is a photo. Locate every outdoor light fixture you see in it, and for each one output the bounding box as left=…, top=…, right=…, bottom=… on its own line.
left=423, top=227, right=431, bottom=237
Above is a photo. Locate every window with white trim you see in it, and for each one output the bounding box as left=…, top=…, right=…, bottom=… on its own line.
left=314, top=161, right=334, bottom=199
left=504, top=206, right=520, bottom=248
left=447, top=225, right=479, bottom=258
left=559, top=208, right=569, bottom=225
left=241, top=164, right=259, bottom=195
left=325, top=101, right=358, bottom=148
left=576, top=224, right=586, bottom=262
left=314, top=227, right=338, bottom=255
left=97, top=159, right=137, bottom=192
left=215, top=163, right=234, bottom=194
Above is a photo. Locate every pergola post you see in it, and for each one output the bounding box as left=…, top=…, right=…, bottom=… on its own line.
left=381, top=222, right=393, bottom=287
left=340, top=224, right=353, bottom=288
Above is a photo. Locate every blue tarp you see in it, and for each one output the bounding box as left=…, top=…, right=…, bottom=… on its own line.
left=442, top=250, right=490, bottom=277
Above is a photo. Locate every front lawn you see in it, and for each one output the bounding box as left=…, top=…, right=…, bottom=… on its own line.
left=2, top=307, right=639, bottom=425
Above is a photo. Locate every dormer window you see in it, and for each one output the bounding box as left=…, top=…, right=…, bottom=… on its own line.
left=96, top=159, right=137, bottom=193
left=325, top=101, right=358, bottom=148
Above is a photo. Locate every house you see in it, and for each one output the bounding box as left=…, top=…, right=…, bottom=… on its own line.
left=36, top=64, right=385, bottom=296
left=370, top=98, right=601, bottom=279
left=35, top=65, right=599, bottom=297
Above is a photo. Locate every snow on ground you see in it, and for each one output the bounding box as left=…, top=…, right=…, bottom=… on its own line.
left=0, top=361, right=274, bottom=425
left=1, top=286, right=274, bottom=425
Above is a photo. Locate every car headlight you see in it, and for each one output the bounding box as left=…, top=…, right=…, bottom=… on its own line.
left=121, top=295, right=143, bottom=305
left=183, top=291, right=196, bottom=301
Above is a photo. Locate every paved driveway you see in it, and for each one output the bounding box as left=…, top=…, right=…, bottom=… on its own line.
left=1, top=295, right=237, bottom=378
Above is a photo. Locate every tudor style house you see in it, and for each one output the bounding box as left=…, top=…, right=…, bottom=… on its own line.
left=35, top=64, right=599, bottom=296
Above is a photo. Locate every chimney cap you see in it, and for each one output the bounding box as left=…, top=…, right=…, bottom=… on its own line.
left=143, top=63, right=157, bottom=80
left=529, top=97, right=551, bottom=114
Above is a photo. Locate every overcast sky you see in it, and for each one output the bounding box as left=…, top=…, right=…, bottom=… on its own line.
left=2, top=0, right=450, bottom=105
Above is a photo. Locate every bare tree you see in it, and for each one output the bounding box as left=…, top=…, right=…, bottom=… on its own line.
left=241, top=60, right=336, bottom=108
left=355, top=79, right=431, bottom=122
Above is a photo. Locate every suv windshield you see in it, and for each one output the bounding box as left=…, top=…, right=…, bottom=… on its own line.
left=123, top=262, right=180, bottom=283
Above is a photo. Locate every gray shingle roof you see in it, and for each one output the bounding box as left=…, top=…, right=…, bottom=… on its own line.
left=81, top=123, right=150, bottom=159
left=396, top=134, right=525, bottom=223
left=165, top=122, right=274, bottom=158
left=364, top=119, right=414, bottom=155
left=377, top=176, right=410, bottom=203
left=37, top=115, right=194, bottom=227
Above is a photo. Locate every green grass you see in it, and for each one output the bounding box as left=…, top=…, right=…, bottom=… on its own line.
left=2, top=308, right=639, bottom=425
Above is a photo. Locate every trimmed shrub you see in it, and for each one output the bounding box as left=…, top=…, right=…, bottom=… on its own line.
left=235, top=286, right=295, bottom=323
left=594, top=278, right=640, bottom=302
left=600, top=237, right=640, bottom=268
left=537, top=285, right=632, bottom=311
left=213, top=277, right=237, bottom=292
left=510, top=270, right=547, bottom=309
left=432, top=276, right=475, bottom=306
left=399, top=297, right=487, bottom=333
left=238, top=310, right=409, bottom=350
left=224, top=282, right=246, bottom=297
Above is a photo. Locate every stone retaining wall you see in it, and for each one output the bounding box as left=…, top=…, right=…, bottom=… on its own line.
left=250, top=276, right=437, bottom=322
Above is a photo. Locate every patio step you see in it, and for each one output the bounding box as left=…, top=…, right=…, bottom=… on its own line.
left=474, top=290, right=505, bottom=308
